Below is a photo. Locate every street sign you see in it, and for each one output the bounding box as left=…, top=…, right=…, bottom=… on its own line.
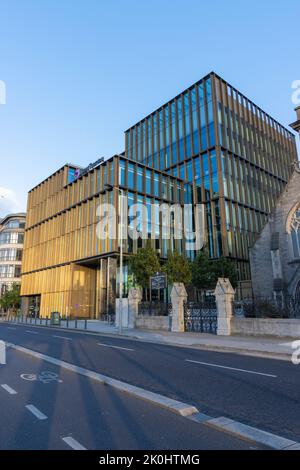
left=150, top=273, right=167, bottom=290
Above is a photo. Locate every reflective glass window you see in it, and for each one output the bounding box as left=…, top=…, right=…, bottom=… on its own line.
left=137, top=167, right=143, bottom=193
left=128, top=163, right=135, bottom=189
left=119, top=160, right=126, bottom=186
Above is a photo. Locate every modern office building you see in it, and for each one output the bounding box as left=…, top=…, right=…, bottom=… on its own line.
left=0, top=213, right=26, bottom=296
left=21, top=157, right=193, bottom=318
left=125, top=72, right=298, bottom=280
left=21, top=72, right=298, bottom=318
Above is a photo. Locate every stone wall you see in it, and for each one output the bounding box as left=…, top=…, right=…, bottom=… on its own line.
left=232, top=317, right=300, bottom=338
left=250, top=167, right=300, bottom=299
left=135, top=315, right=170, bottom=331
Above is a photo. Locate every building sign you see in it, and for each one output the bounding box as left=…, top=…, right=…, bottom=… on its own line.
left=67, top=157, right=105, bottom=185
left=77, top=157, right=105, bottom=179
left=150, top=272, right=167, bottom=290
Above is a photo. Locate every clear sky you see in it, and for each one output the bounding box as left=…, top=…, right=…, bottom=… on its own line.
left=0, top=0, right=299, bottom=216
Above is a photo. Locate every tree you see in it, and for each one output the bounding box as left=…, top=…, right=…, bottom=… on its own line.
left=192, top=250, right=238, bottom=291
left=0, top=283, right=21, bottom=313
left=192, top=250, right=216, bottom=291
left=128, top=242, right=160, bottom=295
left=213, top=257, right=238, bottom=288
left=162, top=250, right=192, bottom=285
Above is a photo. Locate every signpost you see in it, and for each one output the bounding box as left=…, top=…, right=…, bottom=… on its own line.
left=150, top=272, right=167, bottom=290
left=150, top=272, right=167, bottom=301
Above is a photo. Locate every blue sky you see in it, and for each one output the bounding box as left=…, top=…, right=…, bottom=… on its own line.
left=0, top=0, right=299, bottom=216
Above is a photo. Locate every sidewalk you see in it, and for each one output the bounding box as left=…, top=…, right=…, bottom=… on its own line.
left=5, top=317, right=296, bottom=361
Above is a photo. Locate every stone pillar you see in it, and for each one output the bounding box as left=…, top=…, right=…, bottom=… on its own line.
left=171, top=283, right=187, bottom=332
left=214, top=278, right=235, bottom=336
left=21, top=297, right=29, bottom=316
left=115, top=298, right=129, bottom=328
left=127, top=287, right=143, bottom=329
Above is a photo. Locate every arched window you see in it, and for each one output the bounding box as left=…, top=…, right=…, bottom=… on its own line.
left=295, top=280, right=300, bottom=299
left=290, top=207, right=300, bottom=258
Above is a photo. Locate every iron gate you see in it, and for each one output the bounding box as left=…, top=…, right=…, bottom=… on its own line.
left=184, top=301, right=217, bottom=334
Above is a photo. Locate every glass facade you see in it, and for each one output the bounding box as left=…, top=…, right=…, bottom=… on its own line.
left=125, top=72, right=298, bottom=279
left=126, top=76, right=215, bottom=169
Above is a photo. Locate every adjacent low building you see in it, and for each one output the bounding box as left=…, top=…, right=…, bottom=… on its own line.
left=250, top=162, right=300, bottom=299
left=0, top=213, right=26, bottom=296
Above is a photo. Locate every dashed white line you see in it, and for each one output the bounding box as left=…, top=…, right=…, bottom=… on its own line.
left=7, top=327, right=16, bottom=330
left=1, top=384, right=17, bottom=395
left=62, top=436, right=87, bottom=450
left=185, top=359, right=277, bottom=378
left=97, top=342, right=134, bottom=351
left=53, top=335, right=73, bottom=341
left=25, top=404, right=47, bottom=420
left=25, top=330, right=39, bottom=335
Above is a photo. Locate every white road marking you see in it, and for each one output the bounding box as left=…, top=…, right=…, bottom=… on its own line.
left=97, top=342, right=134, bottom=351
left=62, top=436, right=87, bottom=450
left=185, top=359, right=277, bottom=378
left=7, top=327, right=16, bottom=330
left=280, top=341, right=294, bottom=347
left=1, top=384, right=17, bottom=395
left=25, top=330, right=39, bottom=335
left=53, top=335, right=73, bottom=341
left=25, top=404, right=48, bottom=420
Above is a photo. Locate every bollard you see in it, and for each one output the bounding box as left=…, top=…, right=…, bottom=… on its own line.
left=67, top=317, right=69, bottom=328
left=0, top=340, right=6, bottom=365
left=40, top=317, right=42, bottom=325
left=75, top=317, right=78, bottom=329
left=46, top=316, right=48, bottom=327
left=26, top=316, right=28, bottom=324
left=84, top=319, right=87, bottom=330
left=35, top=316, right=37, bottom=325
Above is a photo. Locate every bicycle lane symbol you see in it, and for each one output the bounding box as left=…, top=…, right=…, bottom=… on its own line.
left=20, top=371, right=63, bottom=384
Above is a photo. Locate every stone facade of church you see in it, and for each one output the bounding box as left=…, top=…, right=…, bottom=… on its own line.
left=250, top=107, right=300, bottom=300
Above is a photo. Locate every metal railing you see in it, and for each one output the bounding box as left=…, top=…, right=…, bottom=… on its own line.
left=184, top=301, right=217, bottom=334
left=138, top=301, right=172, bottom=317
left=5, top=315, right=88, bottom=330
left=233, top=296, right=300, bottom=319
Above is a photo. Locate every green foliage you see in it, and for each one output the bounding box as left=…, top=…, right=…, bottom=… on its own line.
left=213, top=257, right=238, bottom=288
left=162, top=250, right=192, bottom=285
left=192, top=250, right=238, bottom=290
left=128, top=242, right=160, bottom=289
left=0, top=283, right=21, bottom=312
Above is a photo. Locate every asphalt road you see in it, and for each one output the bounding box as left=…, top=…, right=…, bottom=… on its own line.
left=0, top=346, right=260, bottom=450
left=0, top=322, right=299, bottom=443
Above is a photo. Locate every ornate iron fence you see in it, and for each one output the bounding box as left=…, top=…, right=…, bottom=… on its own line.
left=184, top=301, right=217, bottom=334
left=138, top=301, right=172, bottom=316
left=233, top=296, right=300, bottom=319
